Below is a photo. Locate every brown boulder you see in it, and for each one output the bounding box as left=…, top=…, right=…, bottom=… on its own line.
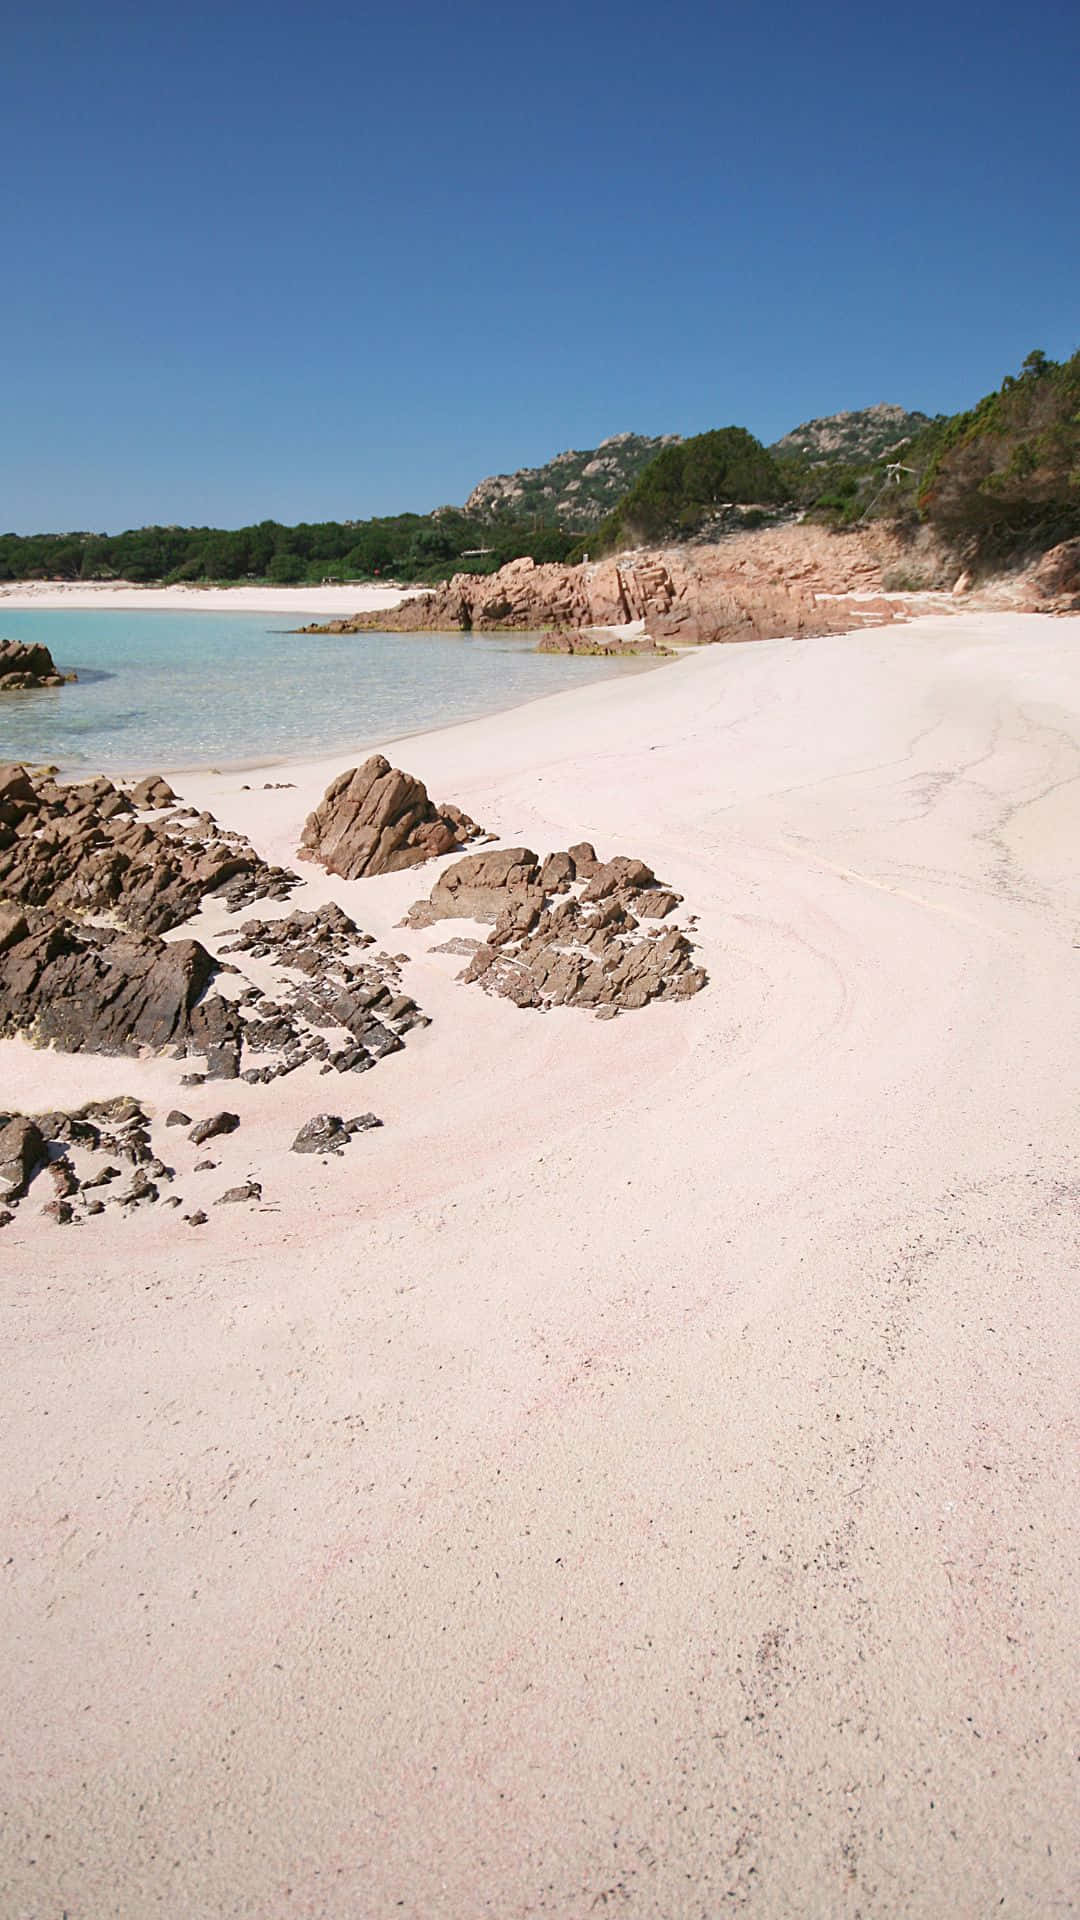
left=405, top=847, right=540, bottom=926
left=299, top=755, right=483, bottom=880
left=130, top=774, right=178, bottom=810
left=1029, top=538, right=1080, bottom=603
left=0, top=1115, right=46, bottom=1201
left=0, top=639, right=76, bottom=691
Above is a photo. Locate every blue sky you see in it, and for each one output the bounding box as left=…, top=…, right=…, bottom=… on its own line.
left=3, top=0, right=1077, bottom=533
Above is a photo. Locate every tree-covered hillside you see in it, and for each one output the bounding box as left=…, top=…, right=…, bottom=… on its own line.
left=916, top=348, right=1080, bottom=554
left=586, top=428, right=788, bottom=550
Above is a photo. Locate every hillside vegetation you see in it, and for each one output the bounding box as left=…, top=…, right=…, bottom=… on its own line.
left=916, top=349, right=1080, bottom=555
left=1, top=351, right=1075, bottom=585
left=463, top=432, right=678, bottom=530
left=0, top=510, right=579, bottom=589
left=586, top=428, right=789, bottom=551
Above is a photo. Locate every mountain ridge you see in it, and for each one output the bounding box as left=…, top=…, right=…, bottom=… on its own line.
left=463, top=431, right=680, bottom=529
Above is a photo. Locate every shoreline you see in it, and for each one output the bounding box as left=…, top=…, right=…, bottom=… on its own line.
left=9, top=633, right=669, bottom=782
left=0, top=578, right=420, bottom=615
left=4, top=608, right=1077, bottom=1917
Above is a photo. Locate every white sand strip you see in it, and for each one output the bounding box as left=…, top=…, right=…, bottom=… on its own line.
left=1, top=611, right=1077, bottom=1917
left=0, top=580, right=417, bottom=614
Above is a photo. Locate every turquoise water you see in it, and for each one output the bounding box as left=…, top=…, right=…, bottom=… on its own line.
left=0, top=611, right=652, bottom=773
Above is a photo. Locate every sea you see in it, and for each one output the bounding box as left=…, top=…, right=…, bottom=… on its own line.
left=0, top=610, right=654, bottom=773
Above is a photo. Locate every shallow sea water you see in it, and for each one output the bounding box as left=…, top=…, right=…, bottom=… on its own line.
left=0, top=610, right=653, bottom=773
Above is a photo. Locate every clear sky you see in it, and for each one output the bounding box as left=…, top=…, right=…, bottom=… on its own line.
left=3, top=0, right=1078, bottom=534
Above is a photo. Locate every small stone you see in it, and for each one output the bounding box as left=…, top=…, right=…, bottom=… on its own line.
left=214, top=1181, right=262, bottom=1205
left=180, top=1073, right=206, bottom=1087
left=189, top=1112, right=240, bottom=1146
left=166, top=1110, right=191, bottom=1127
left=291, top=1115, right=347, bottom=1154
left=184, top=1210, right=208, bottom=1226
left=345, top=1113, right=383, bottom=1134
left=82, top=1165, right=120, bottom=1190
left=194, top=1158, right=218, bottom=1172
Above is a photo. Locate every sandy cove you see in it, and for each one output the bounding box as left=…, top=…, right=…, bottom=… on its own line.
left=2, top=611, right=1078, bottom=1916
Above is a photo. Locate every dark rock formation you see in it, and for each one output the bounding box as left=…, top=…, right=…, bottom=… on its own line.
left=299, top=755, right=483, bottom=880
left=1, top=770, right=437, bottom=1099
left=292, top=1113, right=349, bottom=1153
left=291, top=1111, right=383, bottom=1153
left=0, top=763, right=296, bottom=937
left=0, top=1115, right=45, bottom=1201
left=0, top=1097, right=170, bottom=1226
left=405, top=843, right=706, bottom=1015
left=537, top=630, right=671, bottom=657
left=0, top=907, right=242, bottom=1065
left=0, top=638, right=76, bottom=691
left=188, top=1111, right=240, bottom=1146
left=220, top=903, right=428, bottom=1078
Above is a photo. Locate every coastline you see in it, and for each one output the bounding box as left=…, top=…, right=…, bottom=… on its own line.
left=0, top=579, right=419, bottom=615
left=3, top=609, right=1078, bottom=1917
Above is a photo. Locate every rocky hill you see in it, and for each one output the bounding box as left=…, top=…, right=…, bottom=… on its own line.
left=772, top=403, right=931, bottom=466
left=463, top=432, right=679, bottom=530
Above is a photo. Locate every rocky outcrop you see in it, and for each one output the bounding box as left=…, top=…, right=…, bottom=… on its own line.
left=771, top=404, right=931, bottom=465
left=0, top=1114, right=46, bottom=1200
left=299, top=755, right=483, bottom=880
left=462, top=432, right=679, bottom=531
left=0, top=1097, right=175, bottom=1226
left=218, top=902, right=429, bottom=1079
left=0, top=638, right=76, bottom=691
left=299, top=526, right=912, bottom=644
left=0, top=907, right=239, bottom=1066
left=1, top=768, right=435, bottom=1086
left=536, top=630, right=671, bottom=657
left=0, top=764, right=296, bottom=936
left=405, top=843, right=705, bottom=1016
left=188, top=1111, right=240, bottom=1146
left=1026, top=538, right=1080, bottom=610
left=130, top=774, right=177, bottom=810
left=291, top=1112, right=382, bottom=1154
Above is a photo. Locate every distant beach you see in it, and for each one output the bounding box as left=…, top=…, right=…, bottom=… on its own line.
left=0, top=578, right=416, bottom=615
